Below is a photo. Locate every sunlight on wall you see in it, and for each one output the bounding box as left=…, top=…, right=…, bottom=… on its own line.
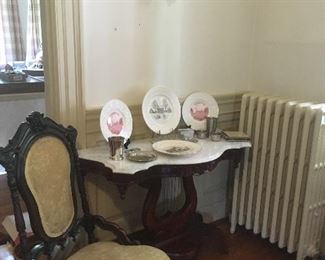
left=0, top=164, right=6, bottom=175
left=81, top=0, right=256, bottom=108
left=252, top=0, right=325, bottom=102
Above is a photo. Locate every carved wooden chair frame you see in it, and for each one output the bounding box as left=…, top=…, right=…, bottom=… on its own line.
left=0, top=112, right=134, bottom=259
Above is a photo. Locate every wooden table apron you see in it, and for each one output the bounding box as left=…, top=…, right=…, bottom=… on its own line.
left=79, top=147, right=245, bottom=242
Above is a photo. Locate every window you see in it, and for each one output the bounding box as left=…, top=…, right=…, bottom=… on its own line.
left=0, top=5, right=6, bottom=65
left=0, top=0, right=42, bottom=66
left=0, top=0, right=44, bottom=94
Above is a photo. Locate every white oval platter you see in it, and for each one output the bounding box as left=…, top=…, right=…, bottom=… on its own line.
left=182, top=92, right=219, bottom=130
left=152, top=140, right=202, bottom=156
left=142, top=86, right=181, bottom=135
left=100, top=99, right=133, bottom=142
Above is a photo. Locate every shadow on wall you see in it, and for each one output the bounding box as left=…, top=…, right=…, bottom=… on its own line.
left=85, top=173, right=147, bottom=238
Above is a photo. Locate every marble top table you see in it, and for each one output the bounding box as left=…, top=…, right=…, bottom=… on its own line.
left=78, top=138, right=251, bottom=174
left=78, top=137, right=251, bottom=258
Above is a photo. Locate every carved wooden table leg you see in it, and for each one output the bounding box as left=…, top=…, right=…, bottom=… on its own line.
left=141, top=175, right=204, bottom=259
left=140, top=150, right=244, bottom=259
left=143, top=176, right=198, bottom=240
left=80, top=148, right=246, bottom=259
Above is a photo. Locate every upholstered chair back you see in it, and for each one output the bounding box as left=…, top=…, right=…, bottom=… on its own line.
left=0, top=112, right=79, bottom=258
left=24, top=135, right=75, bottom=238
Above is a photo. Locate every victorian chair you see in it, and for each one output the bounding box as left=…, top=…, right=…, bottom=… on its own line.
left=0, top=112, right=169, bottom=260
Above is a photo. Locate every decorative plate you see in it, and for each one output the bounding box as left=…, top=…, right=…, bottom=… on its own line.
left=126, top=151, right=157, bottom=162
left=152, top=140, right=201, bottom=156
left=182, top=92, right=219, bottom=130
left=100, top=99, right=133, bottom=142
left=142, top=86, right=181, bottom=134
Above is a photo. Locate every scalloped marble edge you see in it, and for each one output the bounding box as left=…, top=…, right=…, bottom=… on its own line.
left=78, top=139, right=251, bottom=175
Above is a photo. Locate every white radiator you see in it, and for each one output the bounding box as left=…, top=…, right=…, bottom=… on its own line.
left=230, top=93, right=325, bottom=259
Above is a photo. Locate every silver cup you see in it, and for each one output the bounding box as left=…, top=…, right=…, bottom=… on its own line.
left=206, top=117, right=218, bottom=137
left=108, top=136, right=125, bottom=160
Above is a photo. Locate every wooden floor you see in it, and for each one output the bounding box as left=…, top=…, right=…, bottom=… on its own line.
left=195, top=220, right=296, bottom=260
left=0, top=217, right=298, bottom=260
left=0, top=172, right=297, bottom=260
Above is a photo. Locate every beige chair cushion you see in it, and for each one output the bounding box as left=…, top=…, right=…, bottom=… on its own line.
left=25, top=136, right=75, bottom=238
left=68, top=241, right=170, bottom=260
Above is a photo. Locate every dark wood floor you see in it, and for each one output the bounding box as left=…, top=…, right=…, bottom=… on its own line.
left=195, top=220, right=296, bottom=260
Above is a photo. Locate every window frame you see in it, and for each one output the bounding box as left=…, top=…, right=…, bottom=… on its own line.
left=0, top=77, right=44, bottom=95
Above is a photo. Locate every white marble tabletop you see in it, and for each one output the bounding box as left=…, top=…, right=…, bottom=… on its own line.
left=79, top=138, right=251, bottom=175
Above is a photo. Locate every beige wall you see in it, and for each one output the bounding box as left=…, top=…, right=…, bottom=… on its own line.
left=81, top=0, right=325, bottom=106
left=81, top=0, right=256, bottom=108
left=153, top=1, right=256, bottom=99
left=252, top=0, right=325, bottom=102
left=0, top=94, right=45, bottom=147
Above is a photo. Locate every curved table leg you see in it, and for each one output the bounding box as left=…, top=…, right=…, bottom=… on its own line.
left=142, top=175, right=207, bottom=259
left=140, top=153, right=243, bottom=259
left=143, top=176, right=198, bottom=240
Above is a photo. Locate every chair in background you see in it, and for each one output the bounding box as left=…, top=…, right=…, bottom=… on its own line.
left=0, top=112, right=169, bottom=260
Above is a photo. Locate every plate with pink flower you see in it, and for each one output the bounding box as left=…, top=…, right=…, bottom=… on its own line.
left=100, top=99, right=133, bottom=142
left=182, top=92, right=219, bottom=130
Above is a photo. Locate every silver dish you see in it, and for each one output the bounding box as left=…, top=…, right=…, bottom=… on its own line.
left=177, top=128, right=195, bottom=140
left=126, top=150, right=157, bottom=162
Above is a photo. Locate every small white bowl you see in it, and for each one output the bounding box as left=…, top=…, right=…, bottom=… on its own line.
left=178, top=128, right=195, bottom=140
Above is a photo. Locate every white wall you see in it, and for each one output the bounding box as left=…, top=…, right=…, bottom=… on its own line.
left=80, top=0, right=325, bottom=224
left=82, top=0, right=159, bottom=108
left=0, top=94, right=45, bottom=174
left=252, top=0, right=325, bottom=102
left=0, top=95, right=45, bottom=147
left=82, top=0, right=325, bottom=106
left=153, top=1, right=256, bottom=99
left=81, top=0, right=256, bottom=108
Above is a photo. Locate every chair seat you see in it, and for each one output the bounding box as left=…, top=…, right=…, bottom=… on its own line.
left=68, top=241, right=169, bottom=260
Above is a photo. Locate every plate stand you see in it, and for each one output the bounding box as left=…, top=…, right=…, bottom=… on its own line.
left=150, top=129, right=178, bottom=143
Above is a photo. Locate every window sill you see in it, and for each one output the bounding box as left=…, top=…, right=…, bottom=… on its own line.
left=0, top=76, right=44, bottom=95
